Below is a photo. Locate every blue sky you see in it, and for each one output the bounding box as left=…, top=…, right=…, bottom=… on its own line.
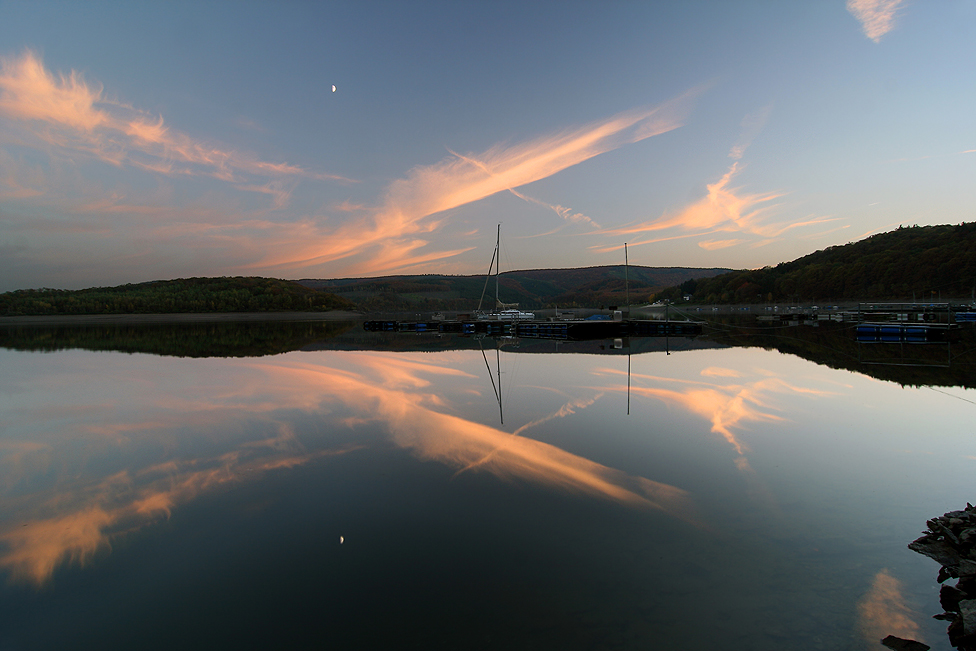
left=1, top=0, right=974, bottom=291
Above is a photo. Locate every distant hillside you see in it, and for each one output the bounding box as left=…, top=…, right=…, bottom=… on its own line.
left=298, top=265, right=732, bottom=311
left=656, top=223, right=976, bottom=304
left=0, top=277, right=356, bottom=316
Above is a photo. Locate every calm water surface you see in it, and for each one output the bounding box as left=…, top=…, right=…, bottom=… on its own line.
left=1, top=323, right=974, bottom=650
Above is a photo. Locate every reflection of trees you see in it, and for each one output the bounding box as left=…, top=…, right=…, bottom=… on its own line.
left=0, top=320, right=355, bottom=357
left=703, top=319, right=976, bottom=389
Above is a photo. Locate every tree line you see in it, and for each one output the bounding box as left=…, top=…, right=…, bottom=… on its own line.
left=654, top=223, right=976, bottom=304
left=0, top=277, right=357, bottom=316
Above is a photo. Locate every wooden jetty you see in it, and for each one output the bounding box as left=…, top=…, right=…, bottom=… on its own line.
left=363, top=318, right=703, bottom=340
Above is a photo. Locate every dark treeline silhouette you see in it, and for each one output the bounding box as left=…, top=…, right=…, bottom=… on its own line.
left=655, top=223, right=976, bottom=304
left=0, top=277, right=356, bottom=316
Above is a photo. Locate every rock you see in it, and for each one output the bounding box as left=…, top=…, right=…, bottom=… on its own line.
left=942, top=584, right=966, bottom=612
left=960, top=560, right=976, bottom=577
left=880, top=635, right=930, bottom=651
left=910, top=538, right=963, bottom=568
left=960, top=599, right=976, bottom=637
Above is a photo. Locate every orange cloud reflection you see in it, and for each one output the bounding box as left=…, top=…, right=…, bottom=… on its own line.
left=255, top=356, right=696, bottom=520
left=0, top=351, right=697, bottom=586
left=857, top=569, right=922, bottom=646
left=0, top=508, right=114, bottom=586
left=595, top=365, right=833, bottom=458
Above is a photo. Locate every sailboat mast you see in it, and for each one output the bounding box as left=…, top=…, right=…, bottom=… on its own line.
left=624, top=242, right=630, bottom=310
left=494, top=223, right=500, bottom=310
left=477, top=246, right=496, bottom=313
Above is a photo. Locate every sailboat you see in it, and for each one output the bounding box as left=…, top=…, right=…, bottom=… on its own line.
left=476, top=224, right=535, bottom=321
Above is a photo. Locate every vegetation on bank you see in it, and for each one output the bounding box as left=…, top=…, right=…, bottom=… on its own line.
left=0, top=277, right=356, bottom=316
left=655, top=223, right=976, bottom=305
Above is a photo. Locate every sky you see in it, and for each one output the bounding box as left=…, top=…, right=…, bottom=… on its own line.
left=1, top=0, right=974, bottom=292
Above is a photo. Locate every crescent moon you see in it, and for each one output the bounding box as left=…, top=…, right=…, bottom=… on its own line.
left=332, top=85, right=337, bottom=93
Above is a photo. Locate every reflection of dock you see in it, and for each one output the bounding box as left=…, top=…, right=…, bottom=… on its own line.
left=855, top=323, right=951, bottom=343
left=363, top=319, right=703, bottom=340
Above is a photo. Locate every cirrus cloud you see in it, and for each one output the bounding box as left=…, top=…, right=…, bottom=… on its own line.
left=0, top=50, right=352, bottom=206
left=847, top=0, right=904, bottom=43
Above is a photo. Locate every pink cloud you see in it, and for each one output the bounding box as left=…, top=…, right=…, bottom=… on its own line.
left=0, top=50, right=353, bottom=194
left=592, top=162, right=840, bottom=255
left=251, top=89, right=700, bottom=274
left=847, top=0, right=904, bottom=43
left=1, top=50, right=704, bottom=280
left=698, top=239, right=743, bottom=251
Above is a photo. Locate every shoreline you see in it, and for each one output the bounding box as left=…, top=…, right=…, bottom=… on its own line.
left=0, top=311, right=363, bottom=326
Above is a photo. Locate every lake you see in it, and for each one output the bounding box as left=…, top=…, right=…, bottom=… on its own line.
left=1, top=318, right=974, bottom=650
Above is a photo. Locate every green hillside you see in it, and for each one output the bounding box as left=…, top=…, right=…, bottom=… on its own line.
left=0, top=277, right=356, bottom=316
left=655, top=223, right=976, bottom=304
left=298, top=265, right=731, bottom=311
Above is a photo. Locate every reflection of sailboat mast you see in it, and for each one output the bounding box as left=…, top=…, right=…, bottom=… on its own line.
left=627, top=349, right=631, bottom=416
left=480, top=338, right=504, bottom=425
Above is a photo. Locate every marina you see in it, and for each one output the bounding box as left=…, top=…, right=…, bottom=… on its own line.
left=362, top=317, right=704, bottom=340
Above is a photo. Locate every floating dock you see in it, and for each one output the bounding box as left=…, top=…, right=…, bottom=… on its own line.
left=855, top=323, right=951, bottom=343
left=363, top=318, right=703, bottom=340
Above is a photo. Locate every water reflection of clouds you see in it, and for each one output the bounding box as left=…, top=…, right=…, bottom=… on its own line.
left=856, top=569, right=923, bottom=648
left=1, top=445, right=350, bottom=586
left=260, top=357, right=695, bottom=518
left=594, top=366, right=835, bottom=456
left=0, top=350, right=695, bottom=586
left=590, top=363, right=838, bottom=512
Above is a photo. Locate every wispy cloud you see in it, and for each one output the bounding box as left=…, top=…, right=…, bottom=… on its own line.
left=250, top=88, right=701, bottom=275
left=506, top=187, right=599, bottom=229
left=728, top=105, right=772, bottom=161
left=594, top=163, right=784, bottom=246
left=847, top=0, right=904, bottom=43
left=0, top=50, right=351, bottom=203
left=592, top=161, right=841, bottom=255
left=698, top=239, right=744, bottom=251
left=1, top=50, right=702, bottom=281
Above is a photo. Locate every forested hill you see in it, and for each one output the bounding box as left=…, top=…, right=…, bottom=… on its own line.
left=0, top=277, right=356, bottom=316
left=298, top=265, right=732, bottom=311
left=656, top=223, right=976, bottom=304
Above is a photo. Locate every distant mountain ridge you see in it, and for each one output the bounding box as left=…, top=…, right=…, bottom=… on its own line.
left=297, top=265, right=733, bottom=311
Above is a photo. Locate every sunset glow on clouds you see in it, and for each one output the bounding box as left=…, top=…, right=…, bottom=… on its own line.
left=0, top=51, right=348, bottom=188
left=593, top=159, right=847, bottom=256
left=1, top=1, right=973, bottom=289
left=847, top=0, right=904, bottom=43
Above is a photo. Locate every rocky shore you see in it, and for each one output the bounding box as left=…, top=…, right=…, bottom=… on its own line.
left=890, top=504, right=976, bottom=651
